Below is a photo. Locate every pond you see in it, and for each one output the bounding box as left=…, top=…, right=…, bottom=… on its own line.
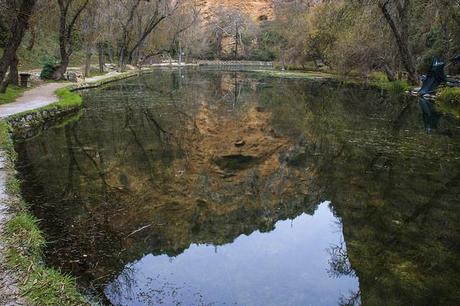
left=15, top=69, right=460, bottom=305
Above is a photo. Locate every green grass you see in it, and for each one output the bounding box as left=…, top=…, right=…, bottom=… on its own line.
left=251, top=69, right=336, bottom=80
left=5, top=176, right=21, bottom=195
left=9, top=87, right=83, bottom=120
left=54, top=88, right=83, bottom=109
left=0, top=72, right=145, bottom=305
left=0, top=86, right=27, bottom=105
left=250, top=69, right=411, bottom=95
left=368, top=72, right=411, bottom=95
left=437, top=87, right=460, bottom=118
left=5, top=213, right=88, bottom=305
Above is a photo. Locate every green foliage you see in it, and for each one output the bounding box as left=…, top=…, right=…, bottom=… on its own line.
left=39, top=56, right=59, bottom=80
left=369, top=72, right=411, bottom=95
left=248, top=24, right=287, bottom=61
left=0, top=85, right=26, bottom=105
left=437, top=87, right=460, bottom=118
left=249, top=49, right=275, bottom=61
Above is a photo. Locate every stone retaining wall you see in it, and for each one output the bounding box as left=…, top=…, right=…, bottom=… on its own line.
left=197, top=60, right=273, bottom=67
left=7, top=70, right=142, bottom=140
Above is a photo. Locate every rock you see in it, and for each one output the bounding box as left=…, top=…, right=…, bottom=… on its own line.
left=66, top=72, right=78, bottom=82
left=234, top=140, right=245, bottom=147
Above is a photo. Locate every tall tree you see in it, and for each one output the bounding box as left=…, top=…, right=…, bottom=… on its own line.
left=53, top=0, right=89, bottom=80
left=0, top=0, right=36, bottom=93
left=378, top=0, right=417, bottom=84
left=115, top=0, right=182, bottom=70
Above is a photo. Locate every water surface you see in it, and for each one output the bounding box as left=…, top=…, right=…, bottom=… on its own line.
left=15, top=69, right=460, bottom=305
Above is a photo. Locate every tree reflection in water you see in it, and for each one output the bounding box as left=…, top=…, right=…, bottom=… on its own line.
left=14, top=69, right=460, bottom=305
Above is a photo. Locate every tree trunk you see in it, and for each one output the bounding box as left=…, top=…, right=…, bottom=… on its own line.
left=98, top=43, right=105, bottom=73
left=8, top=56, right=19, bottom=86
left=383, top=62, right=397, bottom=81
left=84, top=45, right=92, bottom=78
left=108, top=46, right=114, bottom=63
left=379, top=1, right=418, bottom=84
left=53, top=57, right=70, bottom=80
left=0, top=79, right=8, bottom=93
left=0, top=0, right=36, bottom=93
left=280, top=49, right=286, bottom=70
left=27, top=25, right=36, bottom=50
left=119, top=47, right=126, bottom=71
left=54, top=0, right=89, bottom=80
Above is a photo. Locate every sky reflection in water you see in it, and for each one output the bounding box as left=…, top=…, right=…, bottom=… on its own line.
left=105, top=202, right=359, bottom=306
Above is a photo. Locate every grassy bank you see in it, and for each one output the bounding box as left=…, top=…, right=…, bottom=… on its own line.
left=437, top=87, right=460, bottom=118
left=8, top=87, right=83, bottom=122
left=0, top=70, right=145, bottom=305
left=1, top=120, right=89, bottom=306
left=367, top=72, right=411, bottom=95
left=0, top=86, right=27, bottom=105
left=0, top=87, right=89, bottom=305
left=251, top=69, right=411, bottom=94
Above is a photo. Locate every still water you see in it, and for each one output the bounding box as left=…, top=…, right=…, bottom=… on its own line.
left=15, top=69, right=460, bottom=305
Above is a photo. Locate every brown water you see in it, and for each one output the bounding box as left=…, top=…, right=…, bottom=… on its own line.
left=14, top=69, right=460, bottom=305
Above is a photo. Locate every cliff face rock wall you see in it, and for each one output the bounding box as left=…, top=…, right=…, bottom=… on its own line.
left=199, top=0, right=274, bottom=22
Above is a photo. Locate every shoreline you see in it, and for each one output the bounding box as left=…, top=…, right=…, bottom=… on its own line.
left=0, top=66, right=415, bottom=305
left=0, top=69, right=146, bottom=306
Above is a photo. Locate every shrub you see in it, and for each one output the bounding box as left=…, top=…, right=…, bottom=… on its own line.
left=437, top=87, right=460, bottom=118
left=249, top=49, right=275, bottom=61
left=39, top=56, right=59, bottom=80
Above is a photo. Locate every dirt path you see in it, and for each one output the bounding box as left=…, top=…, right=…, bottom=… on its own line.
left=0, top=71, right=125, bottom=119
left=0, top=83, right=69, bottom=118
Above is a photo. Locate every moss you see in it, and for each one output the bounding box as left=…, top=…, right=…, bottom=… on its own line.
left=0, top=86, right=27, bottom=105
left=0, top=120, right=16, bottom=161
left=437, top=87, right=460, bottom=118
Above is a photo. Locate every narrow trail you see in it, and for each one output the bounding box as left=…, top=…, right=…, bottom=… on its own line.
left=0, top=82, right=69, bottom=118
left=0, top=71, right=123, bottom=118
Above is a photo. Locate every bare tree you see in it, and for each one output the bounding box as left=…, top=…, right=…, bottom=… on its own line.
left=114, top=0, right=183, bottom=70
left=378, top=0, right=417, bottom=84
left=53, top=0, right=90, bottom=80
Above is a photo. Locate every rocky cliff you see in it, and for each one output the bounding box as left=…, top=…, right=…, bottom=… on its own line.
left=199, top=0, right=274, bottom=22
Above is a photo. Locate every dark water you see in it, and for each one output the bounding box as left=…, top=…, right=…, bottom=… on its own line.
left=15, top=69, right=460, bottom=305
